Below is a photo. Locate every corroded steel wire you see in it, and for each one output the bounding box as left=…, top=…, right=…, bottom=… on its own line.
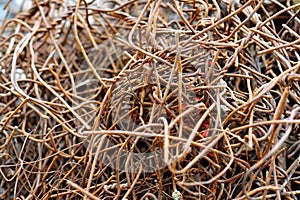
left=0, top=0, right=299, bottom=199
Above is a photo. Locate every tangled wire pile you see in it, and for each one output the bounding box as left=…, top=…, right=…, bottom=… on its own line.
left=0, top=0, right=300, bottom=199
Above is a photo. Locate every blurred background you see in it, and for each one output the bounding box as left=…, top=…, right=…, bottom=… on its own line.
left=0, top=0, right=32, bottom=22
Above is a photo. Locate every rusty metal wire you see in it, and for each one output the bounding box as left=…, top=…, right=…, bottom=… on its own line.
left=0, top=0, right=300, bottom=199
